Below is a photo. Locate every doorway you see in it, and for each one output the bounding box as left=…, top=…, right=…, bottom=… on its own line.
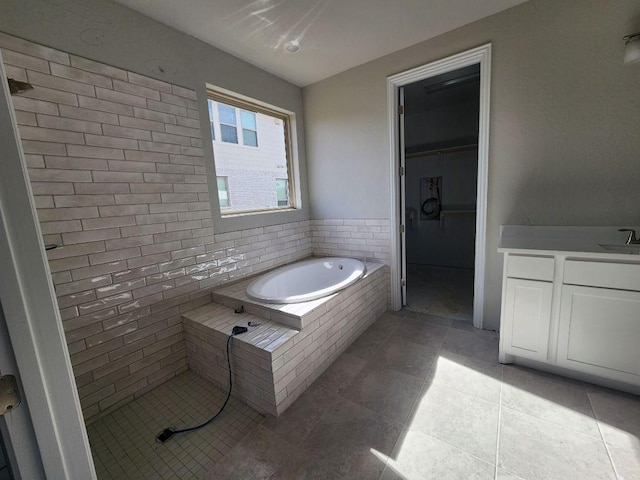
left=402, top=64, right=480, bottom=322
left=387, top=44, right=491, bottom=329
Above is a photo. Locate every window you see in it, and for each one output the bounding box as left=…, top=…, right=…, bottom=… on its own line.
left=276, top=179, right=289, bottom=207
left=207, top=89, right=294, bottom=215
left=217, top=176, right=229, bottom=207
left=218, top=103, right=238, bottom=144
left=241, top=111, right=258, bottom=147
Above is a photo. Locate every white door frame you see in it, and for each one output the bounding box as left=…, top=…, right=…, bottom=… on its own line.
left=387, top=43, right=492, bottom=329
left=0, top=53, right=96, bottom=478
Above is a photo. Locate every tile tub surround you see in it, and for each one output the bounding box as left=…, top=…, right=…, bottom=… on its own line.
left=212, top=260, right=383, bottom=329
left=1, top=32, right=313, bottom=421
left=182, top=263, right=389, bottom=416
left=311, top=219, right=391, bottom=264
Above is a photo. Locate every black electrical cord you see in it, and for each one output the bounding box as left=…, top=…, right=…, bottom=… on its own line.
left=156, top=325, right=248, bottom=443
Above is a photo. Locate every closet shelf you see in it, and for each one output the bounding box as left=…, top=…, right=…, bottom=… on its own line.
left=405, top=143, right=478, bottom=158
left=440, top=204, right=476, bottom=215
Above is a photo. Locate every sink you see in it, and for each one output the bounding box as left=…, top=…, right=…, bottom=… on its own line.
left=598, top=243, right=640, bottom=254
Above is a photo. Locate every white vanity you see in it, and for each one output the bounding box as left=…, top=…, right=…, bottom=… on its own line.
left=498, top=226, right=640, bottom=390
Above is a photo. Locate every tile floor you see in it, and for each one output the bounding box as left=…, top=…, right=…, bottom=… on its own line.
left=210, top=310, right=640, bottom=480
left=88, top=310, right=640, bottom=480
left=87, top=371, right=264, bottom=479
left=405, top=264, right=474, bottom=322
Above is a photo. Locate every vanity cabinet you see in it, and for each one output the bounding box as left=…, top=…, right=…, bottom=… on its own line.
left=555, top=259, right=640, bottom=385
left=501, top=255, right=554, bottom=362
left=499, top=249, right=640, bottom=389
left=502, top=278, right=553, bottom=361
left=558, top=285, right=640, bottom=384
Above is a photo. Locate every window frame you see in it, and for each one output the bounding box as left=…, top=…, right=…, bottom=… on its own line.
left=207, top=100, right=216, bottom=141
left=206, top=88, right=296, bottom=217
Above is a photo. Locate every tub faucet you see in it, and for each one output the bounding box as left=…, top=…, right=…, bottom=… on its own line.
left=618, top=229, right=640, bottom=244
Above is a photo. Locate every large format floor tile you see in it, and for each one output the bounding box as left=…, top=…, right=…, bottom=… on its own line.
left=498, top=407, right=617, bottom=480
left=312, top=351, right=368, bottom=394
left=391, top=315, right=450, bottom=348
left=501, top=365, right=600, bottom=436
left=261, top=383, right=339, bottom=444
left=206, top=425, right=337, bottom=480
left=587, top=386, right=640, bottom=480
left=90, top=308, right=639, bottom=480
left=300, top=397, right=403, bottom=479
left=441, top=326, right=500, bottom=364
left=407, top=383, right=499, bottom=462
left=381, top=429, right=495, bottom=480
left=344, top=316, right=399, bottom=361
left=607, top=445, right=640, bottom=480
left=341, top=365, right=424, bottom=424
left=427, top=350, right=503, bottom=404
left=370, top=336, right=440, bottom=380
left=587, top=386, right=640, bottom=451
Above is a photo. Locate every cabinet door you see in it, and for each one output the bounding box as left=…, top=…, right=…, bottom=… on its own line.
left=501, top=278, right=553, bottom=361
left=558, top=285, right=640, bottom=385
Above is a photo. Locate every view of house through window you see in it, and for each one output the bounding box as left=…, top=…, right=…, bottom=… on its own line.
left=216, top=177, right=229, bottom=208
left=276, top=179, right=289, bottom=206
left=207, top=92, right=292, bottom=214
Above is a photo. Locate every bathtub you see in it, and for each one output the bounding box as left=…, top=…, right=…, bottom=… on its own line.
left=246, top=257, right=366, bottom=304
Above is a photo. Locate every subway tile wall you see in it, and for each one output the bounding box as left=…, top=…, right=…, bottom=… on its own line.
left=1, top=32, right=313, bottom=421
left=311, top=219, right=391, bottom=264
left=183, top=264, right=389, bottom=417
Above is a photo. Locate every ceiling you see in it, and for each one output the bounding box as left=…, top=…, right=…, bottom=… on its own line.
left=114, top=0, right=528, bottom=87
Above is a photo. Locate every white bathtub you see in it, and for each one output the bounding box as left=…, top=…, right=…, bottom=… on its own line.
left=246, top=257, right=366, bottom=304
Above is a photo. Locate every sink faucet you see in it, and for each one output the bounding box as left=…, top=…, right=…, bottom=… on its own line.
left=618, top=228, right=640, bottom=244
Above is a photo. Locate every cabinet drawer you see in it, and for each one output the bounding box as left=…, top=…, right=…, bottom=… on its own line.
left=564, top=260, right=640, bottom=291
left=507, top=255, right=555, bottom=281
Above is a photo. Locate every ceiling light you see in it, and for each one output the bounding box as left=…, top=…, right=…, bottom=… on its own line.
left=285, top=41, right=300, bottom=53
left=624, top=33, right=640, bottom=65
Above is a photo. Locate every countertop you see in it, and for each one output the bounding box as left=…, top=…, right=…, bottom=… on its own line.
left=498, top=225, right=640, bottom=261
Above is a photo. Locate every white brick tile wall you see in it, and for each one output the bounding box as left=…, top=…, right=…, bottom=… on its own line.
left=5, top=32, right=394, bottom=423
left=3, top=33, right=314, bottom=422
left=183, top=263, right=389, bottom=417
left=311, top=219, right=391, bottom=263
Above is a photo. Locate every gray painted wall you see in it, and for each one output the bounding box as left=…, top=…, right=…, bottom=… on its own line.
left=0, top=0, right=309, bottom=233
left=303, top=0, right=640, bottom=329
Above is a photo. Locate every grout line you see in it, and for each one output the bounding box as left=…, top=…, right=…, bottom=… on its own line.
left=494, top=362, right=504, bottom=480
left=416, top=430, right=497, bottom=469
left=87, top=369, right=264, bottom=479
left=585, top=387, right=620, bottom=480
